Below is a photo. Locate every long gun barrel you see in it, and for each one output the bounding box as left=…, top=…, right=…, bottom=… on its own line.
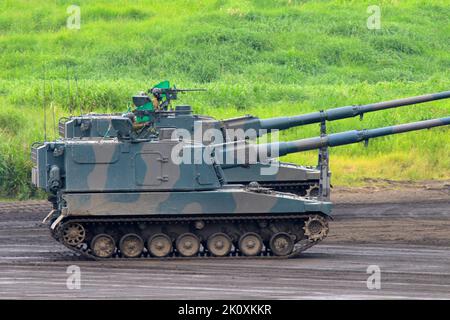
left=218, top=117, right=450, bottom=164
left=222, top=90, right=450, bottom=137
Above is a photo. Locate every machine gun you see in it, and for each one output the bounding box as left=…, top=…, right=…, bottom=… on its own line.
left=150, top=86, right=206, bottom=110
left=131, top=81, right=205, bottom=123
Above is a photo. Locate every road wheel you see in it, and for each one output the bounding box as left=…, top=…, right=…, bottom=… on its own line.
left=238, top=232, right=263, bottom=256
left=91, top=234, right=115, bottom=258
left=207, top=233, right=232, bottom=257
left=269, top=232, right=294, bottom=256
left=119, top=234, right=144, bottom=258
left=176, top=233, right=200, bottom=257
left=148, top=233, right=172, bottom=257
left=62, top=223, right=85, bottom=246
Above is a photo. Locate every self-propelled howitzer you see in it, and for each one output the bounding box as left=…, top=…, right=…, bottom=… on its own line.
left=31, top=115, right=449, bottom=259
left=59, top=90, right=450, bottom=196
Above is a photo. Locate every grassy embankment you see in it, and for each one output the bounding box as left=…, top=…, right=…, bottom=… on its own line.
left=0, top=0, right=449, bottom=198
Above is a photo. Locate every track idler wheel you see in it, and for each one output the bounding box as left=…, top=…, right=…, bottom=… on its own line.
left=62, top=223, right=86, bottom=246
left=119, top=234, right=144, bottom=258
left=148, top=234, right=172, bottom=257
left=269, top=232, right=294, bottom=256
left=207, top=233, right=232, bottom=257
left=176, top=233, right=200, bottom=257
left=238, top=232, right=263, bottom=256
left=91, top=234, right=116, bottom=258
left=303, top=215, right=329, bottom=242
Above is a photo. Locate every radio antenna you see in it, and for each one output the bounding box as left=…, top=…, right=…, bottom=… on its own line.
left=43, top=65, right=47, bottom=142
left=66, top=64, right=72, bottom=114
left=50, top=79, right=56, bottom=138
left=75, top=65, right=81, bottom=115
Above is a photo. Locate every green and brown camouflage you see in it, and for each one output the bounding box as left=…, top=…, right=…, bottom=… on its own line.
left=36, top=116, right=449, bottom=197
left=31, top=113, right=449, bottom=259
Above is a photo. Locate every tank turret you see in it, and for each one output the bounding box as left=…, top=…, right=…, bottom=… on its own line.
left=34, top=116, right=449, bottom=195
left=60, top=90, right=450, bottom=140
left=57, top=89, right=450, bottom=197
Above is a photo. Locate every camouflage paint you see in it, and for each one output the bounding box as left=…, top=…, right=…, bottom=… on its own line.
left=61, top=189, right=332, bottom=217
left=58, top=90, right=450, bottom=189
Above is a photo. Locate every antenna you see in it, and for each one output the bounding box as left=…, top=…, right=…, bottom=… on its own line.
left=66, top=64, right=72, bottom=114
left=50, top=79, right=56, bottom=138
left=43, top=65, right=47, bottom=142
left=75, top=65, right=81, bottom=116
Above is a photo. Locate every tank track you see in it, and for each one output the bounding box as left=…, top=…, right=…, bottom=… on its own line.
left=51, top=213, right=329, bottom=260
left=256, top=182, right=320, bottom=197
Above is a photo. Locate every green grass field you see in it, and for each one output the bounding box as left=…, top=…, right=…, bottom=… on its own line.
left=0, top=0, right=449, bottom=199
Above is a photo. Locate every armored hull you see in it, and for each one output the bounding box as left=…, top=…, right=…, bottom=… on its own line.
left=33, top=137, right=331, bottom=259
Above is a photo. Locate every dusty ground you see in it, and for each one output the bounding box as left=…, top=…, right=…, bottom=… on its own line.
left=0, top=183, right=449, bottom=299
left=331, top=179, right=450, bottom=203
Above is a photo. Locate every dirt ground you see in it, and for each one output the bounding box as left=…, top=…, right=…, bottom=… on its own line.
left=331, top=179, right=450, bottom=204
left=0, top=183, right=449, bottom=299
